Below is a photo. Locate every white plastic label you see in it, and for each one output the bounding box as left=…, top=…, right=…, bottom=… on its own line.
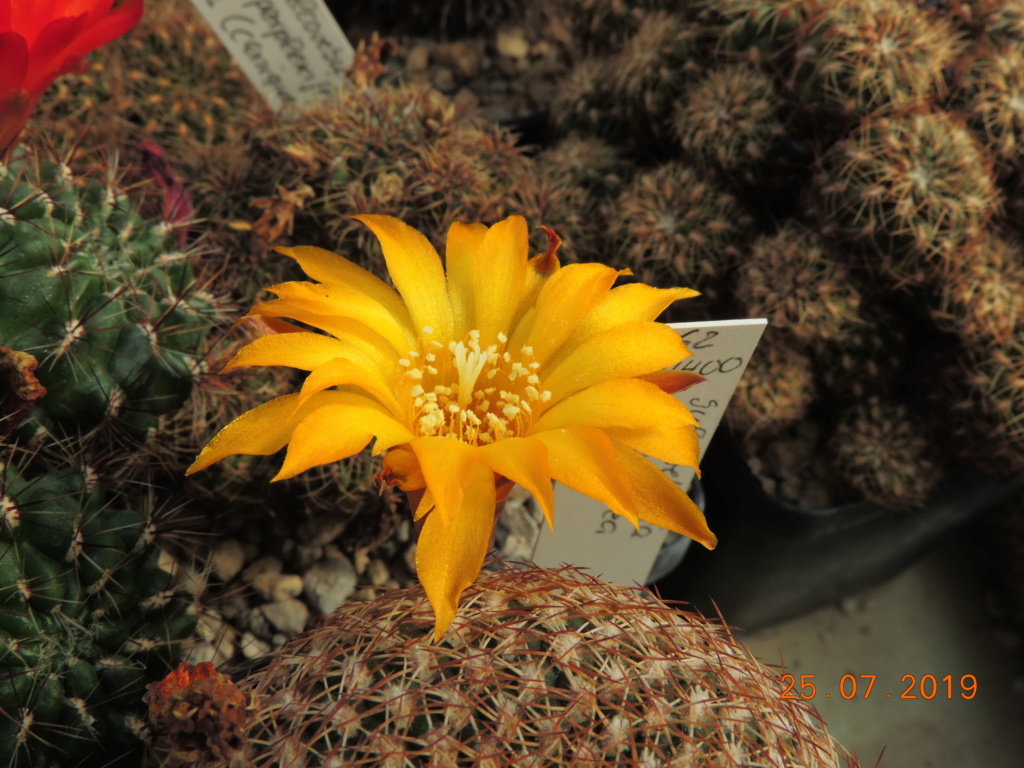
left=190, top=0, right=354, bottom=110
left=530, top=318, right=767, bottom=585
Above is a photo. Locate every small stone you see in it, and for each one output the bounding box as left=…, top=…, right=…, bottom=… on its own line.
left=239, top=631, right=270, bottom=660
left=779, top=475, right=803, bottom=502
left=431, top=66, right=456, bottom=93
left=211, top=539, right=245, bottom=582
left=182, top=640, right=218, bottom=665
left=396, top=520, right=411, bottom=544
left=353, top=548, right=371, bottom=575
left=405, top=45, right=430, bottom=73
left=759, top=476, right=777, bottom=496
left=435, top=41, right=478, bottom=78
left=270, top=574, right=304, bottom=602
left=304, top=554, right=357, bottom=614
left=478, top=104, right=515, bottom=124
left=353, top=587, right=378, bottom=602
left=261, top=599, right=309, bottom=635
left=291, top=544, right=323, bottom=572
left=531, top=39, right=556, bottom=60
left=242, top=555, right=282, bottom=584
left=367, top=558, right=390, bottom=587
left=384, top=579, right=400, bottom=590
left=496, top=28, right=530, bottom=60
left=244, top=607, right=271, bottom=639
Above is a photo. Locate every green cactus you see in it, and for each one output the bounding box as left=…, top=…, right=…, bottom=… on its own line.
left=549, top=58, right=627, bottom=141
left=673, top=61, right=787, bottom=182
left=734, top=221, right=863, bottom=344
left=566, top=0, right=670, bottom=51
left=947, top=0, right=1024, bottom=51
left=815, top=305, right=908, bottom=405
left=0, top=454, right=195, bottom=768
left=187, top=563, right=857, bottom=768
left=0, top=148, right=222, bottom=445
left=814, top=110, right=1001, bottom=284
left=828, top=397, right=943, bottom=509
left=608, top=161, right=751, bottom=308
left=790, top=0, right=963, bottom=116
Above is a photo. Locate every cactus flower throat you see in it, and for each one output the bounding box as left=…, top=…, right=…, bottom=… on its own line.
left=186, top=214, right=716, bottom=640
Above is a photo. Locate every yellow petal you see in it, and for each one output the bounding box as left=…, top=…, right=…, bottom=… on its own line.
left=478, top=437, right=554, bottom=528
left=532, top=426, right=638, bottom=527
left=354, top=214, right=453, bottom=341
left=416, top=462, right=496, bottom=642
left=445, top=221, right=487, bottom=339
left=185, top=391, right=344, bottom=475
left=408, top=437, right=481, bottom=523
left=614, top=442, right=716, bottom=549
left=380, top=445, right=425, bottom=491
left=531, top=377, right=697, bottom=433
left=294, top=356, right=405, bottom=418
left=513, top=263, right=627, bottom=366
left=472, top=215, right=529, bottom=344
left=274, top=245, right=409, bottom=320
left=414, top=488, right=435, bottom=521
left=605, top=424, right=701, bottom=471
left=262, top=281, right=415, bottom=355
left=222, top=332, right=371, bottom=373
left=245, top=303, right=399, bottom=370
left=571, top=284, right=699, bottom=347
left=541, top=322, right=692, bottom=405
left=273, top=395, right=415, bottom=480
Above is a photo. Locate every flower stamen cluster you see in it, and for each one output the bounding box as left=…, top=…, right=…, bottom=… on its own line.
left=402, top=328, right=551, bottom=444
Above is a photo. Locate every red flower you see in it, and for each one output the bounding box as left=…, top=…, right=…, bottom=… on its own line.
left=0, top=0, right=143, bottom=154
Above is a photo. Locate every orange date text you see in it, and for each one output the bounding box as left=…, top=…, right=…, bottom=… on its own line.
left=779, top=674, right=977, bottom=700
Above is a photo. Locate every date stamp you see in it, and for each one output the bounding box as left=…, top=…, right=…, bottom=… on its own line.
left=780, top=674, right=978, bottom=700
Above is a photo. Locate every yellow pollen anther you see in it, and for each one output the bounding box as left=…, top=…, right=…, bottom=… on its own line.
left=521, top=346, right=534, bottom=356
left=398, top=359, right=411, bottom=367
left=497, top=332, right=508, bottom=343
left=423, top=326, right=434, bottom=335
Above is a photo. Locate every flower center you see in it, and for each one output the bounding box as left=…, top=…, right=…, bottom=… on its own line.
left=399, top=328, right=552, bottom=444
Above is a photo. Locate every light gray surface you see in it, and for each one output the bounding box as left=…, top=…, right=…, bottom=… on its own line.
left=736, top=536, right=1024, bottom=768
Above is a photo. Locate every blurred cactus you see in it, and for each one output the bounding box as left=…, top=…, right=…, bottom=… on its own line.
left=948, top=0, right=1024, bottom=50
left=816, top=307, right=908, bottom=405
left=611, top=11, right=703, bottom=132
left=953, top=45, right=1024, bottom=177
left=609, top=161, right=750, bottom=306
left=931, top=233, right=1024, bottom=348
left=828, top=397, right=942, bottom=509
left=189, top=563, right=858, bottom=768
left=549, top=57, right=626, bottom=141
left=815, top=110, right=1000, bottom=283
left=673, top=61, right=787, bottom=182
left=735, top=222, right=863, bottom=344
left=691, top=0, right=811, bottom=67
left=0, top=453, right=196, bottom=768
left=727, top=332, right=817, bottom=441
left=790, top=0, right=963, bottom=115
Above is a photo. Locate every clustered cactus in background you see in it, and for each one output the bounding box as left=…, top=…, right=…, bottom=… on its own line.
left=535, top=0, right=1024, bottom=510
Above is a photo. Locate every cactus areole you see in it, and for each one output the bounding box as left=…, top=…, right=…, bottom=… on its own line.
left=188, top=214, right=717, bottom=639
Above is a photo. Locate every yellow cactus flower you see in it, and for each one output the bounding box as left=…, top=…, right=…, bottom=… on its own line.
left=187, top=214, right=716, bottom=640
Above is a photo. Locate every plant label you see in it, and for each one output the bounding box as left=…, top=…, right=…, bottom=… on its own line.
left=190, top=0, right=354, bottom=110
left=530, top=318, right=767, bottom=586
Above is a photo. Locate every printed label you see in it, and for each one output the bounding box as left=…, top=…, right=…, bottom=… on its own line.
left=530, top=318, right=767, bottom=586
left=190, top=0, right=354, bottom=110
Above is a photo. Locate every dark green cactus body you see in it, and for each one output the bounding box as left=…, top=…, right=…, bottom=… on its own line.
left=0, top=149, right=218, bottom=440
left=0, top=462, right=194, bottom=768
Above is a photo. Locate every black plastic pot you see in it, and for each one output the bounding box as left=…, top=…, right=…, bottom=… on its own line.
left=653, top=428, right=1024, bottom=631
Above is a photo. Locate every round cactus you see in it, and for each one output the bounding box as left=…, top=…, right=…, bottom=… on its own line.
left=0, top=455, right=196, bottom=768
left=948, top=0, right=1024, bottom=51
left=790, top=0, right=962, bottom=115
left=726, top=330, right=817, bottom=441
left=0, top=148, right=222, bottom=444
left=549, top=57, right=626, bottom=141
left=815, top=110, right=1001, bottom=284
left=673, top=61, right=787, bottom=181
left=188, top=563, right=858, bottom=767
left=828, top=397, right=943, bottom=509
left=815, top=306, right=908, bottom=405
left=611, top=11, right=704, bottom=131
left=608, top=161, right=751, bottom=306
left=734, top=221, right=863, bottom=344
left=931, top=233, right=1024, bottom=348
left=953, top=44, right=1024, bottom=177
left=690, top=0, right=812, bottom=68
